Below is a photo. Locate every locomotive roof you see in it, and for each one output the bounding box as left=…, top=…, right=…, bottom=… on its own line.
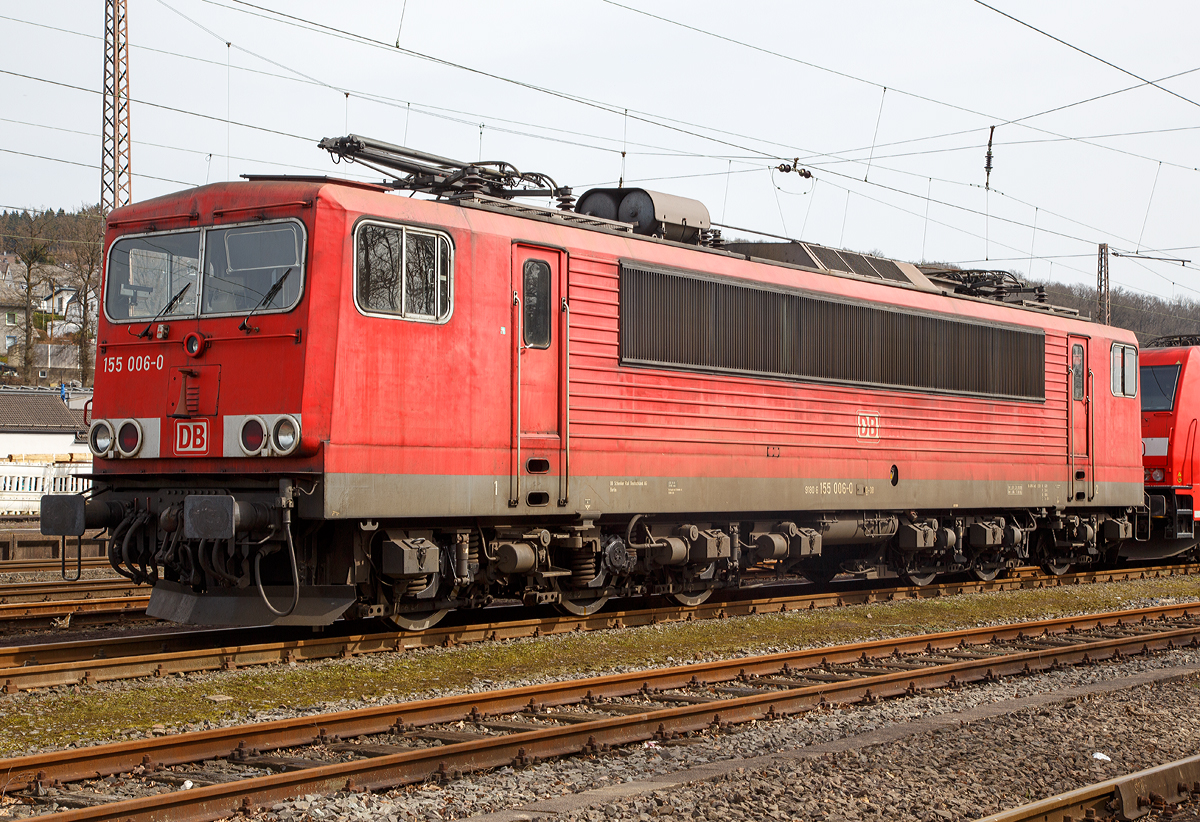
left=108, top=175, right=1087, bottom=323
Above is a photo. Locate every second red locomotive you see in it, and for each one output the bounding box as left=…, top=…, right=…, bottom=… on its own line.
left=44, top=136, right=1149, bottom=628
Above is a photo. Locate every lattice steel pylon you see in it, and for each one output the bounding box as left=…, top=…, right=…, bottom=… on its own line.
left=1097, top=243, right=1110, bottom=325
left=100, top=0, right=131, bottom=213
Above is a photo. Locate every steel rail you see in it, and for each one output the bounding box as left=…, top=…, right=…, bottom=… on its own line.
left=0, top=565, right=1196, bottom=692
left=0, top=579, right=140, bottom=604
left=1, top=605, right=1198, bottom=808
left=0, top=561, right=1186, bottom=618
left=976, top=753, right=1200, bottom=821
left=0, top=558, right=110, bottom=575
left=0, top=595, right=149, bottom=622
left=16, top=621, right=1200, bottom=820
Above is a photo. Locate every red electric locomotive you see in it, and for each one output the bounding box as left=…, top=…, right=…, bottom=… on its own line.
left=1134, top=337, right=1200, bottom=558
left=43, top=135, right=1147, bottom=628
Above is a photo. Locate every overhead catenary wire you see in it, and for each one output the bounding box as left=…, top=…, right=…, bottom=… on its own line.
left=1138, top=162, right=1163, bottom=252
left=864, top=87, right=887, bottom=183
left=596, top=159, right=1190, bottom=283
left=205, top=0, right=1200, bottom=181
left=972, top=0, right=1200, bottom=111
left=592, top=0, right=1200, bottom=173
left=0, top=146, right=193, bottom=187
left=3, top=4, right=1196, bottom=312
left=11, top=2, right=1200, bottom=199
left=5, top=6, right=1188, bottom=268
left=740, top=163, right=1200, bottom=303
left=0, top=12, right=704, bottom=162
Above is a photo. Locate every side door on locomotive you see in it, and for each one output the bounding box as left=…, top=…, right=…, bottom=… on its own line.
left=509, top=243, right=568, bottom=510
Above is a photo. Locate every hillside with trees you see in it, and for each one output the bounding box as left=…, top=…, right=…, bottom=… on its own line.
left=0, top=206, right=103, bottom=386
left=1038, top=280, right=1200, bottom=343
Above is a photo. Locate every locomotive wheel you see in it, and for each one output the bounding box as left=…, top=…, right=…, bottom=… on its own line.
left=801, top=564, right=839, bottom=586
left=971, top=566, right=1000, bottom=582
left=670, top=588, right=713, bottom=607
left=554, top=593, right=610, bottom=616
left=1040, top=560, right=1072, bottom=576
left=1034, top=532, right=1071, bottom=576
left=384, top=608, right=449, bottom=631
left=904, top=571, right=937, bottom=587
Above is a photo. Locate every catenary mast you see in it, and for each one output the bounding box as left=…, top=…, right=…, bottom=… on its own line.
left=100, top=0, right=131, bottom=213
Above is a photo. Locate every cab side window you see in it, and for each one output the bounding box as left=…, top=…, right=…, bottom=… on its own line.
left=1111, top=343, right=1137, bottom=398
left=1071, top=344, right=1085, bottom=400
left=356, top=221, right=453, bottom=322
left=523, top=259, right=551, bottom=348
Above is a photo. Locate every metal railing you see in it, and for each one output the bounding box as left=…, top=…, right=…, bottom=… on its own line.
left=0, top=461, right=91, bottom=515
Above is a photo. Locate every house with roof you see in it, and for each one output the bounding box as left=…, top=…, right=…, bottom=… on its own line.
left=0, top=387, right=89, bottom=458
left=0, top=387, right=91, bottom=514
left=0, top=258, right=98, bottom=384
left=0, top=280, right=26, bottom=362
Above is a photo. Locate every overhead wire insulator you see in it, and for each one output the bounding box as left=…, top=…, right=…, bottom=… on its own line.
left=776, top=159, right=813, bottom=179
left=984, top=125, right=995, bottom=190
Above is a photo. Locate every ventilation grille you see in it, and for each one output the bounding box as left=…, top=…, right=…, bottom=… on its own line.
left=808, top=245, right=850, bottom=274
left=838, top=250, right=880, bottom=280
left=620, top=265, right=1045, bottom=400
left=867, top=256, right=908, bottom=282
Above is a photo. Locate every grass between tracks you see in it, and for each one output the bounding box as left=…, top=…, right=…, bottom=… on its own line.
left=0, top=575, right=1197, bottom=757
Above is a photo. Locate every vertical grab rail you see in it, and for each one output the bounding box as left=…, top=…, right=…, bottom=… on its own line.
left=559, top=294, right=570, bottom=506
left=1067, top=361, right=1075, bottom=499
left=1088, top=368, right=1096, bottom=501
left=510, top=290, right=522, bottom=508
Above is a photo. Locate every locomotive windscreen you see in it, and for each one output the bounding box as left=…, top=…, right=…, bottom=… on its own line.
left=1140, top=364, right=1180, bottom=412
left=105, top=220, right=305, bottom=323
left=619, top=264, right=1046, bottom=401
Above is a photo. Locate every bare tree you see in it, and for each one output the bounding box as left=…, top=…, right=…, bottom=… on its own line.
left=60, top=204, right=105, bottom=385
left=10, top=210, right=56, bottom=383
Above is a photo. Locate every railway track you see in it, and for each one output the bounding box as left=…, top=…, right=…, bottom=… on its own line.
left=0, top=557, right=111, bottom=575
left=977, top=752, right=1200, bottom=821
left=0, top=592, right=151, bottom=634
left=1, top=603, right=1198, bottom=820
left=1, top=563, right=1197, bottom=693
left=0, top=558, right=1192, bottom=634
left=0, top=578, right=142, bottom=605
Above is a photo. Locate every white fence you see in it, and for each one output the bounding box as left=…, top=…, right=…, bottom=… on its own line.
left=0, top=462, right=92, bottom=515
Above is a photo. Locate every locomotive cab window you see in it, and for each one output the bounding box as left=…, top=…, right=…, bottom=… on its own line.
left=523, top=259, right=551, bottom=349
left=1071, top=345, right=1085, bottom=400
left=355, top=221, right=453, bottom=322
left=1140, top=363, right=1178, bottom=411
left=104, top=219, right=306, bottom=324
left=105, top=230, right=201, bottom=321
left=1110, top=343, right=1137, bottom=398
left=201, top=224, right=302, bottom=315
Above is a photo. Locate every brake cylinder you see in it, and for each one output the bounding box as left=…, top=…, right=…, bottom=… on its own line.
left=496, top=541, right=537, bottom=574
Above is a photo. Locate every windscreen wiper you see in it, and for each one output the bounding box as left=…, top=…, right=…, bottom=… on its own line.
left=136, top=282, right=192, bottom=338
left=239, top=268, right=292, bottom=333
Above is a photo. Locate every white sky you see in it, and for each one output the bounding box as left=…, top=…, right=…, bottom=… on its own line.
left=2, top=1, right=1198, bottom=313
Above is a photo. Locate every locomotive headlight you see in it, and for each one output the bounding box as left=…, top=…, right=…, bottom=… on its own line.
left=271, top=415, right=300, bottom=456
left=88, top=420, right=115, bottom=457
left=239, top=417, right=267, bottom=455
left=1152, top=468, right=1165, bottom=482
left=183, top=330, right=206, bottom=358
left=116, top=419, right=143, bottom=457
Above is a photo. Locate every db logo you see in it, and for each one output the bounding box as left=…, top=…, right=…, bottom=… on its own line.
left=175, top=420, right=209, bottom=454
left=856, top=411, right=880, bottom=442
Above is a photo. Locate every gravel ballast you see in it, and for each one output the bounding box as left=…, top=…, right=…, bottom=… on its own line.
left=250, top=650, right=1200, bottom=822
left=3, top=577, right=1199, bottom=820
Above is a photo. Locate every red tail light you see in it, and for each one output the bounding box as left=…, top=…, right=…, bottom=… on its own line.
left=240, top=418, right=265, bottom=454
left=116, top=420, right=142, bottom=457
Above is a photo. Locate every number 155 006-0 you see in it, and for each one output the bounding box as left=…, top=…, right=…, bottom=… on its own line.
left=101, top=354, right=164, bottom=374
